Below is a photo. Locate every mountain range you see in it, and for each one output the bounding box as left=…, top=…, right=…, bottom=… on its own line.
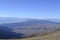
left=0, top=17, right=60, bottom=38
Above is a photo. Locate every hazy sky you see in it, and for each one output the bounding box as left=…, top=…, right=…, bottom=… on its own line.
left=0, top=0, right=60, bottom=19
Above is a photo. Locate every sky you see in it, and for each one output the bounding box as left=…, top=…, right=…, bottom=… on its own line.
left=0, top=0, right=60, bottom=19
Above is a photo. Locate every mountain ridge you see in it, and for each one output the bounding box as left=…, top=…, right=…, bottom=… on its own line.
left=0, top=18, right=60, bottom=38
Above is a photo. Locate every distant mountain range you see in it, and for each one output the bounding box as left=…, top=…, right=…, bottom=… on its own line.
left=47, top=19, right=60, bottom=23
left=0, top=17, right=60, bottom=38
left=0, top=17, right=60, bottom=23
left=0, top=17, right=29, bottom=24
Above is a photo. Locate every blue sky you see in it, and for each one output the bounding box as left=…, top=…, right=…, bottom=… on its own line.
left=0, top=0, right=60, bottom=19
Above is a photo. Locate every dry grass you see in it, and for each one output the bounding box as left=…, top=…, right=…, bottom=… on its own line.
left=20, top=31, right=60, bottom=40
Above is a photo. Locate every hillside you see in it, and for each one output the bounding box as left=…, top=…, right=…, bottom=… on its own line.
left=0, top=20, right=60, bottom=38
left=0, top=19, right=60, bottom=38
left=0, top=26, right=25, bottom=39
left=0, top=31, right=60, bottom=40
left=12, top=31, right=60, bottom=40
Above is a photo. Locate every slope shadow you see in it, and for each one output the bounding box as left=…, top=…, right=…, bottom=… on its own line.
left=0, top=26, right=25, bottom=39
